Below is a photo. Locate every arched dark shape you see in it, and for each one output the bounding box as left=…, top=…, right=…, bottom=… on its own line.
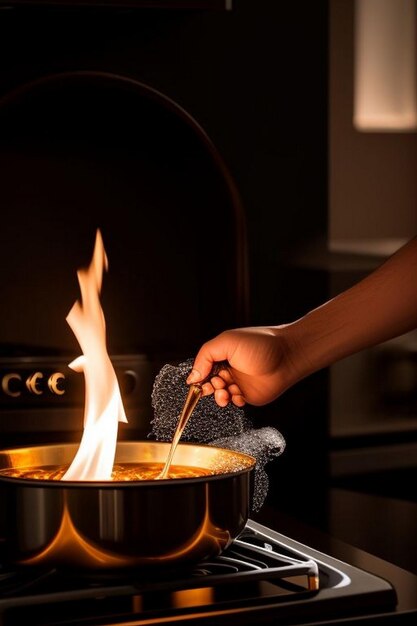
left=0, top=71, right=249, bottom=360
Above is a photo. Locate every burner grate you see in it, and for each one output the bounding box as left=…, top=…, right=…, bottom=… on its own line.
left=0, top=525, right=319, bottom=611
left=0, top=520, right=398, bottom=626
left=0, top=534, right=318, bottom=598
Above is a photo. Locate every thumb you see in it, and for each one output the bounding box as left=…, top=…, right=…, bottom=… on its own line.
left=187, top=353, right=213, bottom=384
left=186, top=339, right=228, bottom=384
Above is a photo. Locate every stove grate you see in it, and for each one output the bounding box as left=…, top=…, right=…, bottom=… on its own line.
left=0, top=521, right=398, bottom=626
left=0, top=524, right=320, bottom=600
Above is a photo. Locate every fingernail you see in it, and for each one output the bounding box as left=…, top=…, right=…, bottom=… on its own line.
left=187, top=369, right=200, bottom=384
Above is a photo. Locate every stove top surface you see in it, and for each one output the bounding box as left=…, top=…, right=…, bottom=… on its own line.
left=0, top=519, right=403, bottom=625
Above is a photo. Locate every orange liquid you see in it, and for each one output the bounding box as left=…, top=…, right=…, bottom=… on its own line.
left=0, top=462, right=215, bottom=481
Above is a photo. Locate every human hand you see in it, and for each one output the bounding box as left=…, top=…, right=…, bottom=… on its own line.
left=186, top=326, right=299, bottom=407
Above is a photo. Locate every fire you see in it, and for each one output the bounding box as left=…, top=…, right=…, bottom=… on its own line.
left=62, top=230, right=127, bottom=481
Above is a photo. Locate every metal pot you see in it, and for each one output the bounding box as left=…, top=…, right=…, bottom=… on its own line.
left=0, top=441, right=255, bottom=570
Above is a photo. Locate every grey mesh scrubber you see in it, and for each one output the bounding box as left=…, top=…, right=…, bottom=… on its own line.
left=149, top=358, right=286, bottom=512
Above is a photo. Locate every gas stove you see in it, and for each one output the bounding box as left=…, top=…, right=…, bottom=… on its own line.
left=1, top=518, right=413, bottom=626
left=1, top=353, right=416, bottom=624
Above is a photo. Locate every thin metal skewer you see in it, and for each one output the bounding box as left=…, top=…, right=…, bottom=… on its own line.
left=157, top=361, right=228, bottom=479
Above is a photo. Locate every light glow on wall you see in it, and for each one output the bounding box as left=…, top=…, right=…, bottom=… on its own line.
left=354, top=0, right=417, bottom=131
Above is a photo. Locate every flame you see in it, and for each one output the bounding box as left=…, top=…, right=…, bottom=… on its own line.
left=62, top=230, right=127, bottom=481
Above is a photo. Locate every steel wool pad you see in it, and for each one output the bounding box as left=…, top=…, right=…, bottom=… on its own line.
left=149, top=358, right=286, bottom=511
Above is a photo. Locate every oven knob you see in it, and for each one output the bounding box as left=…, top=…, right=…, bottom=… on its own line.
left=26, top=372, right=44, bottom=395
left=48, top=372, right=66, bottom=395
left=2, top=372, right=22, bottom=397
left=121, top=370, right=137, bottom=396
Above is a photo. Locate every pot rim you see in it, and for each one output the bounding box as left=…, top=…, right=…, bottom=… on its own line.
left=0, top=440, right=256, bottom=488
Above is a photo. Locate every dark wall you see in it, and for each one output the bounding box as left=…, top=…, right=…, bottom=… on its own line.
left=0, top=0, right=329, bottom=521
left=0, top=0, right=328, bottom=322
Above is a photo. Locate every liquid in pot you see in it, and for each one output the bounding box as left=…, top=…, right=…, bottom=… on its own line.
left=0, top=462, right=215, bottom=481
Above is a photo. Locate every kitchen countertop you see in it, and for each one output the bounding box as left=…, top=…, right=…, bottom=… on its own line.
left=322, top=487, right=417, bottom=576
left=253, top=489, right=417, bottom=619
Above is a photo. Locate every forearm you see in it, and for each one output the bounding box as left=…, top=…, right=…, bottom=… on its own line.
left=282, top=236, right=417, bottom=383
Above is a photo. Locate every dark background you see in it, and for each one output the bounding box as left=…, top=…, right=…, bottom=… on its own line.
left=0, top=0, right=329, bottom=523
